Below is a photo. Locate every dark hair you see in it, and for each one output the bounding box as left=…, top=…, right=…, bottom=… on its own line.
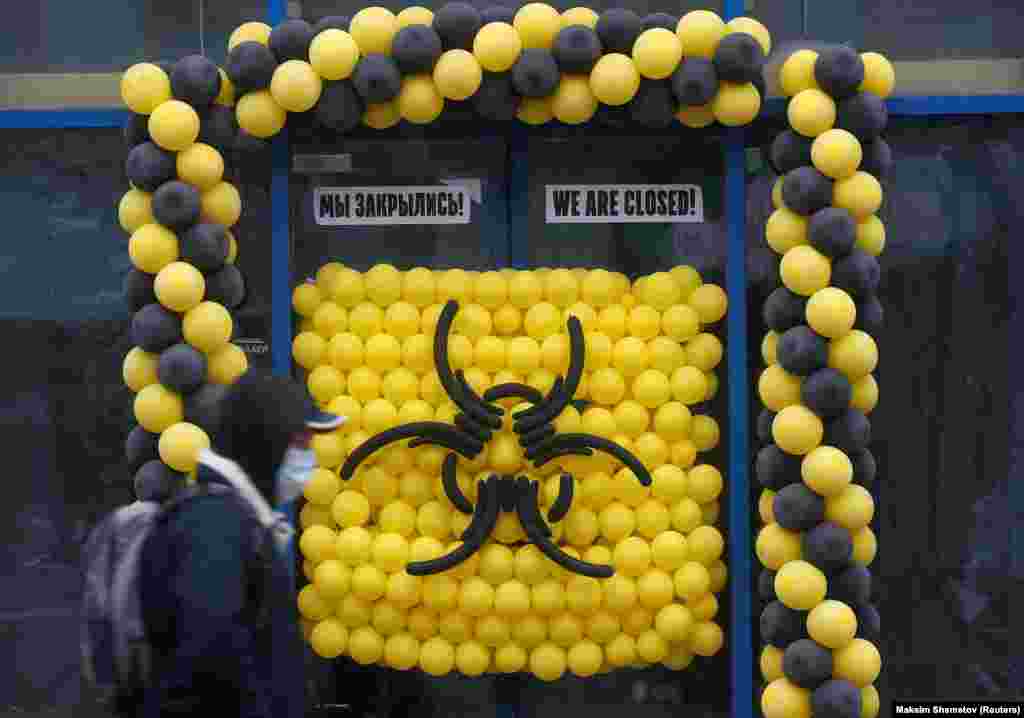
left=215, top=369, right=310, bottom=501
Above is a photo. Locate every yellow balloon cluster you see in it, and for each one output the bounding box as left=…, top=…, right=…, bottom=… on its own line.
left=758, top=47, right=891, bottom=718
left=292, top=263, right=729, bottom=679
left=119, top=62, right=250, bottom=491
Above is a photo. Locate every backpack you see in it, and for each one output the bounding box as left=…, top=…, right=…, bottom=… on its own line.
left=80, top=449, right=295, bottom=713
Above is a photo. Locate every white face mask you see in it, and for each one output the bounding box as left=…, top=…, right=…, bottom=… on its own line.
left=275, top=446, right=318, bottom=506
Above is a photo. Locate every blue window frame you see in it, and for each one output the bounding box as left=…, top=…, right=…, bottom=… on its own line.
left=1, top=0, right=1022, bottom=713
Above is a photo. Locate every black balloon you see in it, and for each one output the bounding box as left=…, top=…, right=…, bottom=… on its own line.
left=392, top=24, right=443, bottom=74
left=713, top=32, right=765, bottom=84
left=773, top=483, right=826, bottom=531
left=783, top=639, right=834, bottom=689
left=433, top=2, right=482, bottom=50
left=124, top=269, right=157, bottom=312
left=808, top=207, right=856, bottom=258
left=763, top=287, right=807, bottom=333
left=802, top=368, right=852, bottom=418
left=133, top=304, right=184, bottom=353
left=851, top=448, right=877, bottom=488
left=126, top=142, right=176, bottom=193
left=126, top=425, right=159, bottom=474
left=185, top=382, right=229, bottom=435
left=269, top=19, right=316, bottom=62
left=511, top=49, right=560, bottom=98
left=671, top=57, right=718, bottom=107
left=124, top=113, right=151, bottom=148
left=205, top=264, right=246, bottom=309
left=829, top=564, right=871, bottom=605
left=198, top=105, right=239, bottom=152
left=181, top=223, right=229, bottom=274
left=831, top=249, right=880, bottom=298
left=782, top=166, right=834, bottom=216
left=855, top=293, right=884, bottom=335
left=313, top=15, right=351, bottom=34
left=642, top=12, right=677, bottom=31
left=152, top=181, right=201, bottom=231
left=593, top=103, right=630, bottom=128
left=811, top=680, right=863, bottom=718
left=826, top=409, right=871, bottom=454
left=158, top=344, right=208, bottom=395
left=860, top=137, right=892, bottom=178
left=855, top=603, right=880, bottom=642
left=756, top=444, right=803, bottom=491
left=233, top=128, right=270, bottom=155
left=629, top=80, right=675, bottom=129
left=226, top=41, right=278, bottom=95
left=757, top=408, right=776, bottom=444
left=316, top=80, right=365, bottom=133
left=171, top=54, right=222, bottom=108
left=134, top=460, right=185, bottom=502
left=815, top=46, right=865, bottom=100
left=352, top=55, right=402, bottom=103
left=552, top=25, right=603, bottom=74
left=838, top=91, right=887, bottom=140
left=480, top=6, right=515, bottom=24
left=760, top=601, right=808, bottom=648
left=802, top=522, right=854, bottom=574
left=771, top=130, right=813, bottom=175
left=595, top=9, right=642, bottom=54
left=777, top=326, right=829, bottom=376
left=758, top=569, right=777, bottom=600
left=473, top=72, right=520, bottom=121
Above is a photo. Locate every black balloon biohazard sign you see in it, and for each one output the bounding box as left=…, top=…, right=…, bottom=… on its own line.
left=315, top=186, right=471, bottom=226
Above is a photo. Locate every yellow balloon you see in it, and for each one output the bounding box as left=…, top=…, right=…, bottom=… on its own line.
left=398, top=75, right=445, bottom=124
left=859, top=52, right=896, bottom=98
left=725, top=17, right=771, bottom=54
left=551, top=75, right=597, bottom=124
left=712, top=82, right=761, bottom=127
left=517, top=96, right=554, bottom=125
left=833, top=171, right=884, bottom=220
left=148, top=100, right=200, bottom=152
left=589, top=54, right=641, bottom=106
left=129, top=224, right=178, bottom=274
left=562, top=6, right=598, bottom=28
left=364, top=100, right=401, bottom=129
left=229, top=22, right=272, bottom=50
left=433, top=50, right=483, bottom=101
left=123, top=347, right=159, bottom=392
left=514, top=3, right=562, bottom=50
left=397, top=6, right=434, bottom=27
left=215, top=68, right=235, bottom=106
left=311, top=619, right=349, bottom=658
left=855, top=215, right=886, bottom=256
left=134, top=383, right=184, bottom=433
left=675, top=10, right=726, bottom=59
left=788, top=88, right=837, bottom=138
left=183, top=301, right=233, bottom=354
left=176, top=143, right=225, bottom=192
left=207, top=342, right=248, bottom=384
left=633, top=29, right=683, bottom=80
left=805, top=287, right=857, bottom=339
left=772, top=405, right=824, bottom=456
left=200, top=182, right=242, bottom=227
left=851, top=374, right=879, bottom=414
left=812, top=129, right=863, bottom=180
left=158, top=422, right=211, bottom=473
left=350, top=7, right=399, bottom=55
left=271, top=60, right=323, bottom=113
left=310, top=29, right=361, bottom=81
left=806, top=600, right=858, bottom=649
left=474, top=22, right=523, bottom=72
left=779, top=49, right=820, bottom=97
left=676, top=103, right=715, bottom=128
left=119, top=189, right=154, bottom=234
left=121, top=63, right=172, bottom=115
left=236, top=90, right=287, bottom=138
left=762, top=678, right=812, bottom=718
left=766, top=207, right=809, bottom=254
left=780, top=245, right=832, bottom=296
left=154, top=261, right=206, bottom=313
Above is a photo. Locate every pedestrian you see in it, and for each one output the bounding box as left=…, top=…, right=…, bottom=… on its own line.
left=137, top=368, right=344, bottom=717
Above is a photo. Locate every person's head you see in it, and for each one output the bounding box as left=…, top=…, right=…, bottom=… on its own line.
left=215, top=368, right=339, bottom=503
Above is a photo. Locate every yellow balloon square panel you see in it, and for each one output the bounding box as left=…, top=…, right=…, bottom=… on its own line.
left=292, top=263, right=728, bottom=680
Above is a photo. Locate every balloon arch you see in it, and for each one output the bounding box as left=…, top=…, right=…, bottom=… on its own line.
left=117, top=6, right=889, bottom=716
